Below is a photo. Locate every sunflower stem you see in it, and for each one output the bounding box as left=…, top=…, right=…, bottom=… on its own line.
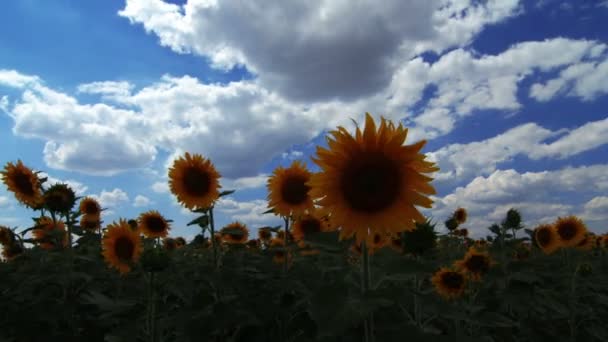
left=146, top=272, right=157, bottom=342
left=361, top=240, right=374, bottom=342
left=209, top=206, right=218, bottom=270
left=283, top=216, right=290, bottom=276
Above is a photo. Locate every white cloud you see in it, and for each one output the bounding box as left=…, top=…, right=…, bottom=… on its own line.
left=0, top=196, right=9, bottom=208
left=215, top=197, right=282, bottom=227
left=581, top=196, right=608, bottom=222
left=151, top=181, right=169, bottom=193
left=0, top=95, right=8, bottom=113
left=133, top=194, right=152, bottom=207
left=221, top=174, right=269, bottom=191
left=530, top=59, right=608, bottom=102
left=90, top=188, right=129, bottom=216
left=77, top=81, right=134, bottom=102
left=39, top=172, right=89, bottom=196
left=281, top=150, right=304, bottom=160
left=0, top=69, right=40, bottom=88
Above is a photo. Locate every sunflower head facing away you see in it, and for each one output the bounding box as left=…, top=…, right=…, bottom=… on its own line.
left=32, top=216, right=68, bottom=250
left=267, top=160, right=315, bottom=218
left=79, top=197, right=102, bottom=218
left=169, top=152, right=221, bottom=211
left=554, top=216, right=587, bottom=248
left=138, top=210, right=171, bottom=239
left=102, top=219, right=143, bottom=274
left=307, top=113, right=439, bottom=245
left=220, top=222, right=249, bottom=244
left=534, top=224, right=561, bottom=254
left=43, top=183, right=76, bottom=214
left=1, top=160, right=43, bottom=209
left=454, top=247, right=494, bottom=281
left=453, top=208, right=467, bottom=224
left=432, top=267, right=467, bottom=300
left=291, top=210, right=330, bottom=242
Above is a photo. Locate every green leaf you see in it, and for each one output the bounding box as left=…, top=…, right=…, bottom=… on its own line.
left=219, top=190, right=236, bottom=197
left=262, top=208, right=274, bottom=215
left=187, top=215, right=209, bottom=227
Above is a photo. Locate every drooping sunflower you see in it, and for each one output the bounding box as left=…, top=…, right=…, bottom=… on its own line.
left=1, top=160, right=43, bottom=208
left=291, top=210, right=330, bottom=242
left=431, top=268, right=467, bottom=300
left=32, top=217, right=68, bottom=250
left=138, top=210, right=171, bottom=239
left=169, top=152, right=221, bottom=210
left=80, top=215, right=101, bottom=232
left=534, top=224, right=561, bottom=254
left=267, top=161, right=315, bottom=218
left=79, top=197, right=102, bottom=218
left=102, top=219, right=143, bottom=274
left=454, top=247, right=494, bottom=281
left=554, top=216, right=587, bottom=248
left=43, top=183, right=76, bottom=213
left=453, top=207, right=467, bottom=224
left=307, top=113, right=439, bottom=245
left=220, top=222, right=249, bottom=244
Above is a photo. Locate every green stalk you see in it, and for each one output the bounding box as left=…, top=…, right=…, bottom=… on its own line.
left=283, top=216, right=290, bottom=276
left=361, top=240, right=375, bottom=342
left=209, top=206, right=218, bottom=269
left=147, top=272, right=157, bottom=342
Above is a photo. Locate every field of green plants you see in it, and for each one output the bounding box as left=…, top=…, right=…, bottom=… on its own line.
left=1, top=113, right=607, bottom=342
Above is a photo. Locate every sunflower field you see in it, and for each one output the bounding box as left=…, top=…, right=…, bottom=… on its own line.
left=1, top=113, right=608, bottom=342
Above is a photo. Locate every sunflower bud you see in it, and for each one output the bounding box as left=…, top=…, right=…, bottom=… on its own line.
left=43, top=183, right=76, bottom=214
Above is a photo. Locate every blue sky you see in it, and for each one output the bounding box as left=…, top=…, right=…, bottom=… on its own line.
left=1, top=0, right=608, bottom=242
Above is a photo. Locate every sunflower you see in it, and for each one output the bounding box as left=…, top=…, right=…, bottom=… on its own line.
left=138, top=210, right=171, bottom=239
left=297, top=240, right=320, bottom=256
left=453, top=207, right=467, bottom=224
left=1, top=243, right=24, bottom=261
left=175, top=237, right=186, bottom=247
left=307, top=113, right=439, bottom=245
left=246, top=239, right=260, bottom=249
left=600, top=235, right=608, bottom=249
left=163, top=237, right=178, bottom=251
left=220, top=222, right=249, bottom=244
left=554, top=216, right=587, bottom=248
left=80, top=215, right=101, bottom=232
left=534, top=224, right=561, bottom=254
left=267, top=161, right=315, bottom=218
left=431, top=268, right=467, bottom=300
left=258, top=227, right=272, bottom=241
left=456, top=228, right=469, bottom=237
left=269, top=237, right=292, bottom=265
left=576, top=233, right=596, bottom=251
left=43, top=183, right=76, bottom=213
left=102, top=219, right=143, bottom=274
left=276, top=230, right=294, bottom=242
left=169, top=152, right=221, bottom=210
left=1, top=160, right=43, bottom=208
left=0, top=226, right=12, bottom=245
left=79, top=197, right=101, bottom=218
left=291, top=210, right=330, bottom=242
left=32, top=217, right=68, bottom=250
left=454, top=247, right=494, bottom=281
left=389, top=235, right=403, bottom=253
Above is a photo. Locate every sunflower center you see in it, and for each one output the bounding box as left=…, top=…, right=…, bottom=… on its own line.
left=259, top=230, right=271, bottom=239
left=465, top=255, right=489, bottom=273
left=144, top=216, right=167, bottom=233
left=280, top=175, right=310, bottom=205
left=13, top=171, right=36, bottom=196
left=340, top=153, right=401, bottom=213
left=82, top=219, right=99, bottom=230
left=557, top=223, right=577, bottom=241
left=275, top=250, right=285, bottom=258
left=84, top=202, right=99, bottom=215
left=441, top=272, right=464, bottom=290
left=114, top=237, right=135, bottom=261
left=536, top=228, right=552, bottom=246
left=183, top=167, right=211, bottom=197
left=373, top=234, right=382, bottom=244
left=301, top=219, right=321, bottom=234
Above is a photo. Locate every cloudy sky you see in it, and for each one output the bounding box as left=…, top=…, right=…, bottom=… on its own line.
left=1, top=0, right=607, bottom=241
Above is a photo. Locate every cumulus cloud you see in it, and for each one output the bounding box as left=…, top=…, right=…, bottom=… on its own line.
left=118, top=0, right=521, bottom=102
left=90, top=188, right=129, bottom=216
left=133, top=194, right=153, bottom=207
left=77, top=81, right=134, bottom=102
left=39, top=172, right=89, bottom=195
left=215, top=197, right=282, bottom=228
left=0, top=196, right=9, bottom=208
left=0, top=69, right=40, bottom=88
left=151, top=181, right=169, bottom=193
left=581, top=196, right=608, bottom=222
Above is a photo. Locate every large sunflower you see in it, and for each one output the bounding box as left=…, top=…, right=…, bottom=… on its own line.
left=307, top=113, right=439, bottom=244
left=32, top=217, right=68, bottom=250
left=534, top=224, right=561, bottom=254
left=79, top=197, right=102, bottom=218
left=102, top=219, right=143, bottom=274
left=431, top=268, right=467, bottom=300
left=43, top=183, right=76, bottom=213
left=138, top=210, right=171, bottom=239
left=267, top=161, right=315, bottom=218
left=291, top=210, right=330, bottom=242
left=1, top=160, right=43, bottom=208
left=554, top=216, right=587, bottom=248
left=169, top=152, right=221, bottom=210
left=454, top=247, right=494, bottom=281
left=220, top=222, right=249, bottom=244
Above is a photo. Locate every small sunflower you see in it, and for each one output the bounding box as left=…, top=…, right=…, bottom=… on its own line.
left=175, top=237, right=186, bottom=247
left=169, top=152, right=221, bottom=210
left=1, top=160, right=43, bottom=208
left=258, top=227, right=272, bottom=241
left=32, top=217, right=68, bottom=250
left=138, top=210, right=171, bottom=239
left=534, top=224, right=561, bottom=254
left=0, top=226, right=13, bottom=245
left=554, top=216, right=587, bottom=248
left=269, top=237, right=292, bottom=265
left=453, top=207, right=467, bottom=224
left=431, top=268, right=467, bottom=300
left=79, top=197, right=102, bottom=218
left=291, top=211, right=330, bottom=242
left=102, top=219, right=143, bottom=274
left=307, top=113, right=439, bottom=245
left=276, top=230, right=294, bottom=242
left=576, top=233, right=596, bottom=251
left=43, top=183, right=76, bottom=213
left=163, top=237, right=178, bottom=251
left=454, top=247, right=494, bottom=281
left=80, top=215, right=101, bottom=232
left=600, top=234, right=608, bottom=249
left=220, top=222, right=249, bottom=244
left=1, top=243, right=24, bottom=261
left=246, top=239, right=260, bottom=250
left=267, top=161, right=315, bottom=218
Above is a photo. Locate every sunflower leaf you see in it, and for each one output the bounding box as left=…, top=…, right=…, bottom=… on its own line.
left=219, top=189, right=236, bottom=197
left=262, top=208, right=274, bottom=215
left=187, top=215, right=209, bottom=227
